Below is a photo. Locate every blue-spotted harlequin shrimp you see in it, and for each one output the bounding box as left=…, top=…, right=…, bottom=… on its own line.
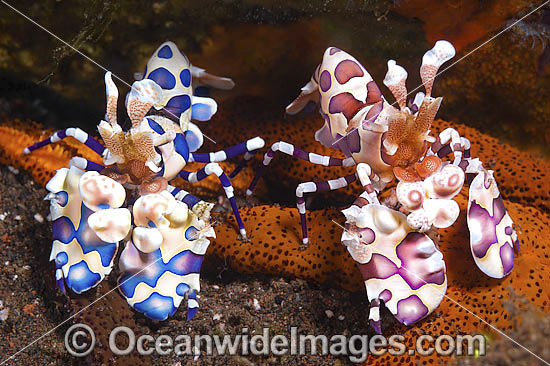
left=24, top=41, right=264, bottom=320
left=248, top=41, right=519, bottom=332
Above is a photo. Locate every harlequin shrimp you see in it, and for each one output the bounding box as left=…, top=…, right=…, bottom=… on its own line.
left=248, top=41, right=519, bottom=332
left=24, top=41, right=264, bottom=320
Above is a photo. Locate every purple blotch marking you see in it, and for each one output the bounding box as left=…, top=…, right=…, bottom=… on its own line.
left=359, top=227, right=375, bottom=244
left=363, top=101, right=383, bottom=129
left=366, top=81, right=382, bottom=104
left=395, top=295, right=429, bottom=325
left=357, top=254, right=398, bottom=281
left=329, top=93, right=365, bottom=121
left=346, top=128, right=361, bottom=154
left=397, top=232, right=445, bottom=289
left=408, top=97, right=420, bottom=113
left=469, top=195, right=507, bottom=258
left=335, top=60, right=364, bottom=85
left=329, top=47, right=341, bottom=55
left=380, top=289, right=392, bottom=302
left=320, top=70, right=332, bottom=92
left=500, top=243, right=514, bottom=275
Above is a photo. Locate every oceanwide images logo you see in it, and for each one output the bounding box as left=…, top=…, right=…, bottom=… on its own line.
left=65, top=323, right=486, bottom=362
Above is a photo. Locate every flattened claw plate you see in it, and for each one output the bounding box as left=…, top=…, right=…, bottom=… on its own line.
left=118, top=192, right=215, bottom=321
left=467, top=171, right=519, bottom=278
left=342, top=204, right=447, bottom=333
left=47, top=167, right=122, bottom=294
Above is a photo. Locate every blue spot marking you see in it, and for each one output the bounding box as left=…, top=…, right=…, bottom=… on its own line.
left=173, top=133, right=190, bottom=162
left=157, top=45, right=173, bottom=59
left=185, top=226, right=198, bottom=241
left=147, top=118, right=165, bottom=135
left=180, top=69, right=191, bottom=87
left=176, top=283, right=190, bottom=296
left=165, top=95, right=191, bottom=118
left=148, top=220, right=156, bottom=228
left=148, top=68, right=176, bottom=89
left=56, top=191, right=68, bottom=207
left=134, top=292, right=177, bottom=321
left=65, top=261, right=101, bottom=294
left=185, top=130, right=202, bottom=152
left=187, top=306, right=198, bottom=320
left=52, top=216, right=75, bottom=244
left=191, top=103, right=215, bottom=121
left=55, top=252, right=68, bottom=266
left=98, top=203, right=109, bottom=210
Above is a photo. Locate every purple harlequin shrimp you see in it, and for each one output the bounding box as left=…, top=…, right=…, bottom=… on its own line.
left=24, top=41, right=264, bottom=321
left=248, top=40, right=519, bottom=332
